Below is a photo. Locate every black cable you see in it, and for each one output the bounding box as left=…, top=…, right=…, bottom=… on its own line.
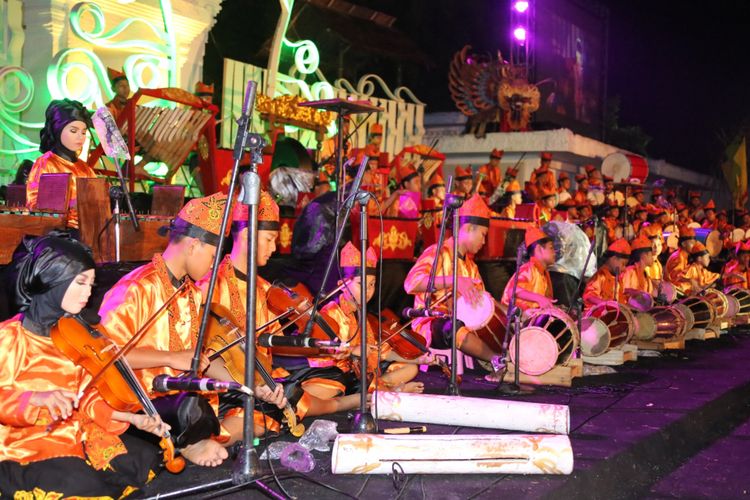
left=465, top=475, right=509, bottom=500
left=353, top=475, right=371, bottom=498
left=261, top=405, right=294, bottom=500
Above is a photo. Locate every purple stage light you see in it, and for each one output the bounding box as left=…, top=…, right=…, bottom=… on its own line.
left=513, top=27, right=527, bottom=41
left=513, top=1, right=529, bottom=13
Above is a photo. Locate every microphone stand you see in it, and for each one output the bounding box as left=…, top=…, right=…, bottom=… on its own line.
left=569, top=218, right=599, bottom=360
left=447, top=193, right=464, bottom=396
left=351, top=188, right=377, bottom=433
left=159, top=81, right=285, bottom=499
left=497, top=242, right=534, bottom=394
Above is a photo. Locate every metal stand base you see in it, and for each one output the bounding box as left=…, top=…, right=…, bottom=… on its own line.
left=498, top=382, right=536, bottom=395
left=351, top=411, right=378, bottom=433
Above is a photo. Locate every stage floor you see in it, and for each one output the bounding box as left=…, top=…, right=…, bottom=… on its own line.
left=140, top=331, right=750, bottom=499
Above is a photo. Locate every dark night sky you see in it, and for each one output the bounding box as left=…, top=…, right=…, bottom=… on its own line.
left=206, top=0, right=750, bottom=174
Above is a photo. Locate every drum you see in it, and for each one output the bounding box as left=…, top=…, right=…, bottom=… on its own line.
left=724, top=286, right=750, bottom=315
left=628, top=291, right=654, bottom=312
left=580, top=317, right=611, bottom=357
left=694, top=228, right=722, bottom=258
left=633, top=312, right=656, bottom=340
left=456, top=291, right=507, bottom=352
left=601, top=152, right=649, bottom=184
left=658, top=281, right=677, bottom=304
left=678, top=296, right=716, bottom=331
left=725, top=294, right=741, bottom=319
left=516, top=308, right=578, bottom=374
left=584, top=302, right=635, bottom=355
left=508, top=327, right=560, bottom=375
left=673, top=303, right=695, bottom=333
left=648, top=306, right=688, bottom=339
left=703, top=289, right=730, bottom=320
left=732, top=228, right=745, bottom=243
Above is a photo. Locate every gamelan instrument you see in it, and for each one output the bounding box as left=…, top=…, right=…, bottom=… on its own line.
left=724, top=286, right=750, bottom=316
left=664, top=228, right=722, bottom=257
left=513, top=307, right=578, bottom=376
left=702, top=289, right=735, bottom=322
left=676, top=296, right=716, bottom=332
left=51, top=316, right=185, bottom=473
left=581, top=301, right=636, bottom=357
left=635, top=306, right=689, bottom=340
left=601, top=152, right=649, bottom=184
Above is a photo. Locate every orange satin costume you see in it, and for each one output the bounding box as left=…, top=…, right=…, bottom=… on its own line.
left=723, top=259, right=750, bottom=289
left=99, top=254, right=201, bottom=397
left=501, top=256, right=553, bottom=311
left=106, top=98, right=127, bottom=123
left=681, top=264, right=720, bottom=295
left=645, top=259, right=664, bottom=282
left=666, top=249, right=690, bottom=285
left=26, top=151, right=97, bottom=229
left=498, top=203, right=517, bottom=219
left=0, top=316, right=127, bottom=466
left=477, top=163, right=501, bottom=194
left=404, top=237, right=484, bottom=345
left=583, top=266, right=625, bottom=309
left=620, top=264, right=654, bottom=296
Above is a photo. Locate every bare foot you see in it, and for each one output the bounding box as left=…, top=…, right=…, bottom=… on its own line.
left=393, top=381, right=425, bottom=393
left=180, top=439, right=228, bottom=467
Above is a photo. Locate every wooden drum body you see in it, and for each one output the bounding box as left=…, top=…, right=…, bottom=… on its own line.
left=725, top=286, right=750, bottom=315
left=456, top=291, right=508, bottom=352
left=513, top=308, right=578, bottom=375
left=678, top=297, right=716, bottom=331
left=703, top=289, right=730, bottom=321
left=582, top=302, right=635, bottom=356
left=647, top=306, right=688, bottom=339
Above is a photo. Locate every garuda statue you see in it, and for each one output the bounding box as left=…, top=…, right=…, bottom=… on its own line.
left=449, top=45, right=540, bottom=137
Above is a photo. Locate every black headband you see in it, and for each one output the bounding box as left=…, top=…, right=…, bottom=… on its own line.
left=459, top=216, right=490, bottom=228
left=232, top=220, right=280, bottom=232
left=400, top=172, right=418, bottom=185
left=160, top=217, right=220, bottom=246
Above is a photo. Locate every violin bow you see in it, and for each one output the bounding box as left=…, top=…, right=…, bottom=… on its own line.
left=83, top=281, right=189, bottom=392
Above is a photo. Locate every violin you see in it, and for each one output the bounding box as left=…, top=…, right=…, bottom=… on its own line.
left=204, top=304, right=305, bottom=437
left=266, top=282, right=342, bottom=341
left=370, top=309, right=454, bottom=380
left=51, top=316, right=185, bottom=474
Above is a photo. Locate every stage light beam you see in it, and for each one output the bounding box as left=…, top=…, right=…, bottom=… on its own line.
left=513, top=27, right=527, bottom=42
left=513, top=1, right=529, bottom=13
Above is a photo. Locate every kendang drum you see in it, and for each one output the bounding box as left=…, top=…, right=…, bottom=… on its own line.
left=628, top=291, right=654, bottom=312
left=694, top=228, right=722, bottom=258
left=513, top=307, right=578, bottom=375
left=633, top=311, right=656, bottom=340
left=579, top=317, right=610, bottom=357
left=703, top=289, right=731, bottom=320
left=658, top=281, right=677, bottom=304
left=601, top=152, right=649, bottom=184
left=647, top=306, right=688, bottom=339
left=456, top=291, right=507, bottom=353
left=672, top=303, right=695, bottom=333
left=678, top=296, right=716, bottom=331
left=725, top=286, right=750, bottom=315
left=583, top=302, right=636, bottom=356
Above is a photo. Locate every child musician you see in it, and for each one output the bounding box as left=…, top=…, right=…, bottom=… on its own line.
left=26, top=99, right=98, bottom=230
left=500, top=227, right=557, bottom=311
left=404, top=194, right=504, bottom=376
left=620, top=236, right=658, bottom=303
left=0, top=233, right=166, bottom=497
left=723, top=240, right=750, bottom=289
left=583, top=239, right=631, bottom=309
left=681, top=242, right=721, bottom=295
left=99, top=193, right=281, bottom=468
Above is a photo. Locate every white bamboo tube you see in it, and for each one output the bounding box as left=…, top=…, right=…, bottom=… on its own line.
left=374, top=391, right=569, bottom=435
left=331, top=434, right=574, bottom=475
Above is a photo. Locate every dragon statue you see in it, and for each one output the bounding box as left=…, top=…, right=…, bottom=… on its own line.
left=449, top=45, right=540, bottom=137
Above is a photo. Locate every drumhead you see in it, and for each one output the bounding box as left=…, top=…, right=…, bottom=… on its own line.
left=634, top=312, right=656, bottom=340
left=628, top=291, right=654, bottom=312
left=509, top=327, right=558, bottom=376
left=456, top=292, right=493, bottom=330
left=703, top=230, right=722, bottom=257
left=580, top=317, right=610, bottom=357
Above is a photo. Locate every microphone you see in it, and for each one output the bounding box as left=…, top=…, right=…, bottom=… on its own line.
left=402, top=307, right=447, bottom=319
left=92, top=107, right=130, bottom=159
left=256, top=334, right=339, bottom=349
left=241, top=80, right=257, bottom=117
left=152, top=375, right=252, bottom=395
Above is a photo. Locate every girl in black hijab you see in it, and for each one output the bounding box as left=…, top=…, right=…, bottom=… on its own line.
left=0, top=232, right=168, bottom=498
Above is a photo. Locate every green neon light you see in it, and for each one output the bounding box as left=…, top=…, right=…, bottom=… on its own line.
left=282, top=38, right=320, bottom=75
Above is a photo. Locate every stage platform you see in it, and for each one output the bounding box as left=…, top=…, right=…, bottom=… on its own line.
left=140, top=330, right=750, bottom=499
